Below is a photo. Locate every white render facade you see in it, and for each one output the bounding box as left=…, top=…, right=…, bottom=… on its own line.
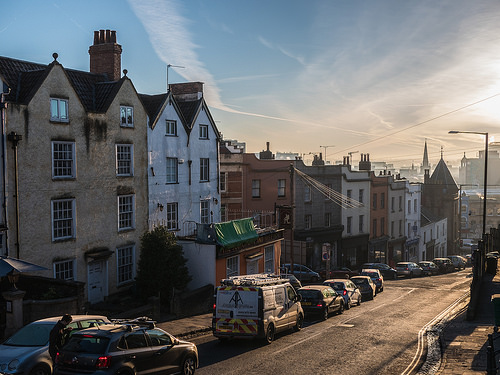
left=341, top=167, right=371, bottom=240
left=144, top=82, right=221, bottom=235
left=404, top=182, right=422, bottom=262
left=421, top=217, right=447, bottom=260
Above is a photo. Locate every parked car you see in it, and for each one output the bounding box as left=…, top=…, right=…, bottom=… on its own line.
left=279, top=273, right=302, bottom=291
left=360, top=263, right=398, bottom=280
left=329, top=267, right=359, bottom=279
left=418, top=261, right=440, bottom=276
left=297, top=285, right=344, bottom=320
left=432, top=257, right=455, bottom=273
left=360, top=269, right=384, bottom=293
left=281, top=263, right=320, bottom=282
left=54, top=318, right=198, bottom=375
left=450, top=255, right=467, bottom=270
left=350, top=276, right=376, bottom=301
left=323, top=279, right=362, bottom=309
left=0, top=315, right=110, bottom=375
left=395, top=262, right=423, bottom=278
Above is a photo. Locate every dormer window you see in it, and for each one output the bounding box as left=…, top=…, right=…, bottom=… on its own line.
left=50, top=98, right=69, bottom=122
left=120, top=106, right=134, bottom=127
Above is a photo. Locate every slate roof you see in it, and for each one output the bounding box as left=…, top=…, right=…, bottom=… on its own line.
left=0, top=55, right=123, bottom=113
left=430, top=157, right=457, bottom=188
left=139, top=93, right=169, bottom=125
left=176, top=98, right=202, bottom=128
left=421, top=206, right=444, bottom=226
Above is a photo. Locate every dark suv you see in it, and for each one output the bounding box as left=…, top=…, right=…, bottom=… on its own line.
left=54, top=318, right=198, bottom=375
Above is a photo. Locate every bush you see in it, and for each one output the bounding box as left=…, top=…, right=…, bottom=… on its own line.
left=136, top=226, right=191, bottom=303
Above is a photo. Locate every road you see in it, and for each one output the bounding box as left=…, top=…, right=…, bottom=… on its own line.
left=192, top=269, right=471, bottom=375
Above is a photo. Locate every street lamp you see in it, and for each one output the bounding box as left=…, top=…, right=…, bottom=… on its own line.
left=449, top=131, right=488, bottom=237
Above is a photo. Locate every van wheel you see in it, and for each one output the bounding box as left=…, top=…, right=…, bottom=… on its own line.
left=265, top=324, right=275, bottom=344
left=294, top=314, right=304, bottom=332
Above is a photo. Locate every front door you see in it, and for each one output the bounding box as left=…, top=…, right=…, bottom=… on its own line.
left=88, top=260, right=107, bottom=304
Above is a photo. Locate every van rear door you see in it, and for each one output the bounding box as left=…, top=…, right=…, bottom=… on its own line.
left=214, top=286, right=260, bottom=336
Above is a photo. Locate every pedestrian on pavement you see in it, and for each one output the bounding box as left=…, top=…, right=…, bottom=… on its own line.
left=49, top=314, right=73, bottom=363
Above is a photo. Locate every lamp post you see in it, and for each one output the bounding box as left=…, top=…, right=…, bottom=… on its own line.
left=449, top=131, right=488, bottom=237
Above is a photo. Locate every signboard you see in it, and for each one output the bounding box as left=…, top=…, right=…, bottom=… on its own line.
left=277, top=206, right=293, bottom=229
left=322, top=243, right=331, bottom=261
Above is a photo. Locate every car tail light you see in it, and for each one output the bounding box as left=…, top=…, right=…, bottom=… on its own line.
left=96, top=356, right=112, bottom=369
left=213, top=303, right=216, bottom=310
left=316, top=301, right=325, bottom=307
left=55, top=352, right=60, bottom=364
left=343, top=290, right=347, bottom=296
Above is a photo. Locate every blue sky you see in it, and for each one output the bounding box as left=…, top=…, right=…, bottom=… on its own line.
left=2, top=0, right=500, bottom=166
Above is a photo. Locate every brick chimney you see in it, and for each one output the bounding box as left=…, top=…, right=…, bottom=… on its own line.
left=89, top=30, right=122, bottom=81
left=170, top=82, right=204, bottom=101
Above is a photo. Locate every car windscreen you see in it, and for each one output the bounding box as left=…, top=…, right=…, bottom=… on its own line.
left=361, top=272, right=377, bottom=278
left=351, top=279, right=367, bottom=285
left=330, top=282, right=345, bottom=290
left=64, top=335, right=110, bottom=354
left=4, top=322, right=55, bottom=346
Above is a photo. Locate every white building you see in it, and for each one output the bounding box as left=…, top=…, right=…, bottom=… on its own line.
left=404, top=182, right=422, bottom=262
left=141, top=82, right=221, bottom=235
left=421, top=208, right=447, bottom=260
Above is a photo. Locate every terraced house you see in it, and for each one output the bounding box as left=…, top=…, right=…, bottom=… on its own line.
left=0, top=30, right=148, bottom=304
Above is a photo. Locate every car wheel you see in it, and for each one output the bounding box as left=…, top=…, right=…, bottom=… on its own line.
left=265, top=324, right=275, bottom=344
left=409, top=272, right=413, bottom=279
left=346, top=298, right=351, bottom=310
left=30, top=365, right=50, bottom=375
left=181, top=355, right=197, bottom=375
left=337, top=302, right=344, bottom=315
left=357, top=296, right=362, bottom=306
left=393, top=273, right=397, bottom=280
left=322, top=307, right=329, bottom=320
left=294, top=313, right=304, bottom=332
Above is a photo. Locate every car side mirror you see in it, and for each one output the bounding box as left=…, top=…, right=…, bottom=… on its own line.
left=173, top=338, right=179, bottom=345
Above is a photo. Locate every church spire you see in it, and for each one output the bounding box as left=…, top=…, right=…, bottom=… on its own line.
left=421, top=139, right=430, bottom=172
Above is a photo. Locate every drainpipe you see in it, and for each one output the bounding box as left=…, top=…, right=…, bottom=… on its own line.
left=0, top=94, right=8, bottom=256
left=7, top=131, right=22, bottom=258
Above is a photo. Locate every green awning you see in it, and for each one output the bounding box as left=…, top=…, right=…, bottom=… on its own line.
left=214, top=218, right=258, bottom=249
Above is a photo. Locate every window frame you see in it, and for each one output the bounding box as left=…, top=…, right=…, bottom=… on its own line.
left=54, top=259, right=75, bottom=281
left=347, top=216, right=352, bottom=234
left=199, top=124, right=209, bottom=139
left=166, top=157, right=178, bottom=183
left=252, top=179, right=261, bottom=198
left=220, top=172, right=227, bottom=192
left=52, top=141, right=76, bottom=179
left=200, top=199, right=210, bottom=224
left=50, top=98, right=69, bottom=122
left=120, top=106, right=134, bottom=128
left=305, top=214, right=312, bottom=230
left=226, top=255, right=239, bottom=278
left=278, top=179, right=286, bottom=197
left=166, top=120, right=177, bottom=136
left=116, top=144, right=134, bottom=177
left=118, top=194, right=135, bottom=231
left=200, top=158, right=210, bottom=182
left=166, top=202, right=178, bottom=230
left=52, top=198, right=76, bottom=241
left=264, top=245, right=274, bottom=273
left=117, top=245, right=135, bottom=285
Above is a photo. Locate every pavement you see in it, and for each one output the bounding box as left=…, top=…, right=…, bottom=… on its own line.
left=131, top=262, right=500, bottom=374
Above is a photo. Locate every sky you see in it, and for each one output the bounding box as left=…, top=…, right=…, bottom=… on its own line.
left=2, top=0, right=500, bottom=167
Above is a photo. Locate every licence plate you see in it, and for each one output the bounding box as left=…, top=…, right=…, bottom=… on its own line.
left=302, top=302, right=312, bottom=305
left=219, top=324, right=233, bottom=330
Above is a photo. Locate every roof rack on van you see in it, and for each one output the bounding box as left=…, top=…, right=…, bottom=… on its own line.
left=220, top=273, right=289, bottom=286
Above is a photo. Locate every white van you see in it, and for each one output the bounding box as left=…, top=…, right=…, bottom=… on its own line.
left=212, top=273, right=304, bottom=344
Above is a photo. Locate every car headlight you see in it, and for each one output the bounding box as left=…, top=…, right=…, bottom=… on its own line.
left=8, top=359, right=19, bottom=371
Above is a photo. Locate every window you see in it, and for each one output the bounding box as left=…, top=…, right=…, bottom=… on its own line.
left=50, top=98, right=68, bottom=122
left=52, top=199, right=75, bottom=241
left=359, top=215, right=364, bottom=233
left=166, top=157, right=178, bottom=183
left=359, top=189, right=364, bottom=204
left=408, top=223, right=411, bottom=236
left=373, top=193, right=377, bottom=209
left=252, top=179, right=261, bottom=198
left=200, top=200, right=210, bottom=224
left=380, top=193, right=385, bottom=208
left=305, top=186, right=312, bottom=202
left=199, top=124, right=209, bottom=139
left=226, top=255, right=239, bottom=277
left=278, top=179, right=286, bottom=197
left=116, top=144, right=133, bottom=176
left=54, top=259, right=75, bottom=280
left=305, top=215, right=312, bottom=229
left=414, top=199, right=417, bottom=213
left=166, top=202, right=178, bottom=230
left=118, top=195, right=135, bottom=231
left=399, top=196, right=402, bottom=211
left=264, top=245, right=274, bottom=273
left=120, top=106, right=134, bottom=127
left=325, top=183, right=333, bottom=201
left=408, top=199, right=411, bottom=214
left=391, top=197, right=395, bottom=212
left=346, top=189, right=352, bottom=204
left=381, top=217, right=385, bottom=235
left=399, top=220, right=402, bottom=236
left=347, top=216, right=352, bottom=234
left=391, top=221, right=395, bottom=237
left=52, top=141, right=75, bottom=178
left=220, top=172, right=227, bottom=192
left=325, top=213, right=331, bottom=227
left=200, top=158, right=209, bottom=182
left=221, top=203, right=227, bottom=222
left=373, top=219, right=377, bottom=237
left=166, top=120, right=177, bottom=136
left=117, top=245, right=135, bottom=285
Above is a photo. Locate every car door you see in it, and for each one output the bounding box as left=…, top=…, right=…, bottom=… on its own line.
left=285, top=285, right=298, bottom=329
left=119, top=331, right=155, bottom=375
left=145, top=329, right=184, bottom=374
